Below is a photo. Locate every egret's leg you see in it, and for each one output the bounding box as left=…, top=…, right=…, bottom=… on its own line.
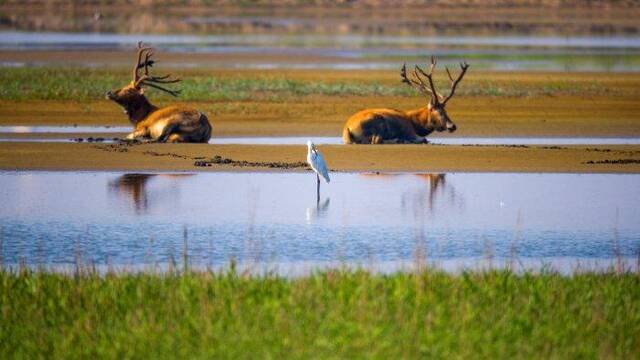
left=316, top=173, right=320, bottom=204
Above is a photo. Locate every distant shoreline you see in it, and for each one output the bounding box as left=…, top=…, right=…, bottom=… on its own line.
left=2, top=2, right=640, bottom=37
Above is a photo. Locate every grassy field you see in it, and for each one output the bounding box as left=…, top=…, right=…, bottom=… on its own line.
left=2, top=67, right=639, bottom=102
left=0, top=269, right=638, bottom=358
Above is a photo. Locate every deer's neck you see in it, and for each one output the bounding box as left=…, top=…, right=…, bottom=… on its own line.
left=406, top=106, right=431, bottom=125
left=126, top=96, right=158, bottom=124
left=405, top=106, right=434, bottom=136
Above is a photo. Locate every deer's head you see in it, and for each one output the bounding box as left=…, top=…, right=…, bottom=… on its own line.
left=106, top=42, right=181, bottom=121
left=401, top=56, right=469, bottom=133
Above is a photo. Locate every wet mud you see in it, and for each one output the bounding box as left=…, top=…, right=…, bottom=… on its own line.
left=194, top=155, right=308, bottom=169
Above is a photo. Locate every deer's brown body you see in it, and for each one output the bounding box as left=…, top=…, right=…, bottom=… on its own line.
left=106, top=43, right=212, bottom=143
left=119, top=102, right=212, bottom=143
left=343, top=106, right=453, bottom=144
left=343, top=57, right=468, bottom=144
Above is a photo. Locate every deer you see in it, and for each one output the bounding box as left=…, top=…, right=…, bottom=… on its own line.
left=342, top=57, right=468, bottom=144
left=105, top=42, right=212, bottom=143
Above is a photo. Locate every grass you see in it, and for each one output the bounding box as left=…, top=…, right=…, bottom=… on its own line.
left=1, top=67, right=636, bottom=102
left=0, top=268, right=638, bottom=358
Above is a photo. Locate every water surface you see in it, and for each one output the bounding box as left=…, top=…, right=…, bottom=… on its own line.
left=2, top=31, right=639, bottom=71
left=3, top=32, right=640, bottom=49
left=1, top=128, right=640, bottom=146
left=1, top=171, right=638, bottom=274
left=0, top=125, right=130, bottom=133
left=211, top=136, right=640, bottom=146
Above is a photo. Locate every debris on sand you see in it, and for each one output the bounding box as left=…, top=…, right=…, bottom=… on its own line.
left=461, top=144, right=529, bottom=149
left=143, top=151, right=190, bottom=159
left=584, top=159, right=640, bottom=164
left=194, top=155, right=309, bottom=169
left=72, top=137, right=106, bottom=143
left=94, top=142, right=141, bottom=153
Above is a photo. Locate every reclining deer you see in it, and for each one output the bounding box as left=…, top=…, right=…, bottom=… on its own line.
left=106, top=43, right=212, bottom=143
left=343, top=57, right=468, bottom=144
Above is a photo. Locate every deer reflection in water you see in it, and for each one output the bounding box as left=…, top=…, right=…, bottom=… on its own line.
left=360, top=173, right=462, bottom=218
left=109, top=173, right=193, bottom=214
left=402, top=173, right=464, bottom=218
left=400, top=173, right=462, bottom=267
left=413, top=174, right=459, bottom=213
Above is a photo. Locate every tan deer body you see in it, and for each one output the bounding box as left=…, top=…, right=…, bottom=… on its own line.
left=124, top=104, right=211, bottom=143
left=343, top=106, right=452, bottom=144
left=343, top=57, right=468, bottom=144
left=106, top=43, right=212, bottom=143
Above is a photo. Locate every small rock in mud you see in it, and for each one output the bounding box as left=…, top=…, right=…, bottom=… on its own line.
left=72, top=137, right=84, bottom=142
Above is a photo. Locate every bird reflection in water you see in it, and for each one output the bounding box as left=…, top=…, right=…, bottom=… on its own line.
left=306, top=197, right=330, bottom=223
left=109, top=173, right=193, bottom=214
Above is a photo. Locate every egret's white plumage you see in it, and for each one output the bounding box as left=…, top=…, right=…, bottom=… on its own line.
left=307, top=141, right=330, bottom=183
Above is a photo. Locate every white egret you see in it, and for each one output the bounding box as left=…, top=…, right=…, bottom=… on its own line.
left=306, top=141, right=330, bottom=202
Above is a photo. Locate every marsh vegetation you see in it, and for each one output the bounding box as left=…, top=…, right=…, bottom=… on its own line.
left=1, top=268, right=638, bottom=358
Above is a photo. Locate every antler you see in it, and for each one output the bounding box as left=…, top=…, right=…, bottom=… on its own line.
left=442, top=61, right=469, bottom=105
left=400, top=56, right=444, bottom=104
left=132, top=42, right=181, bottom=97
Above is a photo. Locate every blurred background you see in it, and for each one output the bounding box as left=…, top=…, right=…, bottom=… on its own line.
left=1, top=0, right=640, bottom=72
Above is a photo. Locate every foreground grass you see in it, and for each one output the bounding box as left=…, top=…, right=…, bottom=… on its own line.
left=1, top=269, right=638, bottom=358
left=2, top=67, right=639, bottom=102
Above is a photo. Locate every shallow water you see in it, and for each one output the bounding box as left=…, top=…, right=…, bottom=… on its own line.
left=3, top=32, right=640, bottom=49
left=2, top=129, right=640, bottom=146
left=1, top=171, right=638, bottom=274
left=211, top=136, right=640, bottom=146
left=0, top=125, right=130, bottom=133
left=2, top=31, right=639, bottom=71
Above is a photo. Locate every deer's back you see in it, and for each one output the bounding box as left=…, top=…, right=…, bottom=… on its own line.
left=138, top=105, right=211, bottom=142
left=344, top=108, right=415, bottom=141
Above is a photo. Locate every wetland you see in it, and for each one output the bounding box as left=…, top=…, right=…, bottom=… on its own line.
left=1, top=2, right=640, bottom=357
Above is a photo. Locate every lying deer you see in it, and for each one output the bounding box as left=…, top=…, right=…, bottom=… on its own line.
left=106, top=43, right=212, bottom=143
left=343, top=57, right=468, bottom=144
